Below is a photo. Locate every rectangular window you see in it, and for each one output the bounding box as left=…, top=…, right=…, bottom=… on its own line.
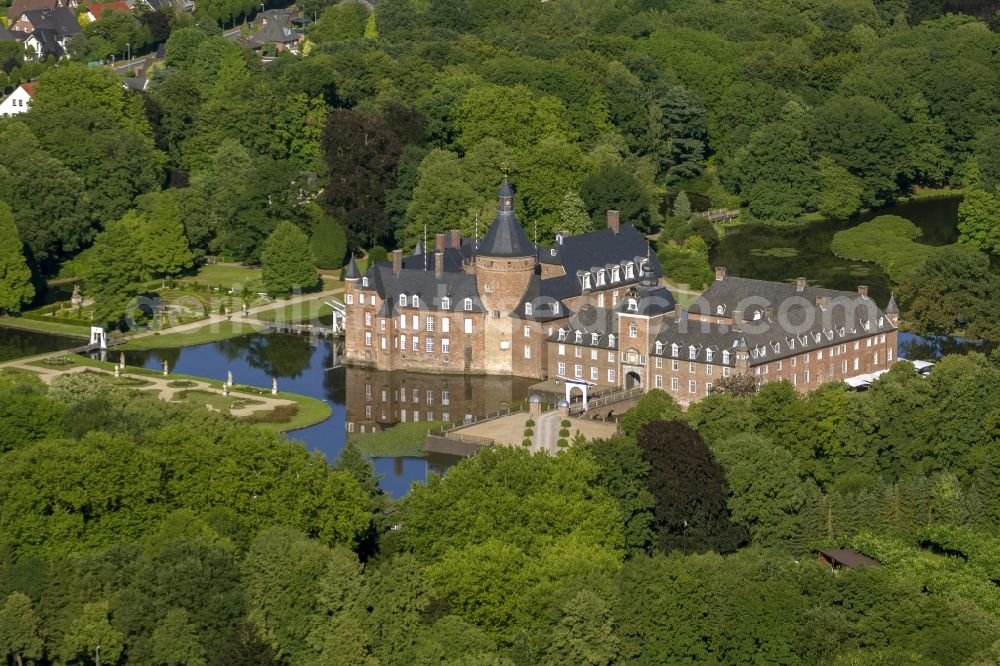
left=364, top=312, right=372, bottom=326
left=574, top=364, right=582, bottom=378
left=854, top=358, right=859, bottom=371
left=442, top=318, right=450, bottom=333
left=524, top=326, right=531, bottom=337
left=558, top=344, right=565, bottom=356
left=379, top=320, right=386, bottom=331
left=575, top=347, right=582, bottom=357
left=842, top=360, right=847, bottom=373
left=791, top=357, right=797, bottom=367
left=804, top=370, right=810, bottom=384
left=442, top=390, right=450, bottom=405
left=723, top=367, right=731, bottom=377
left=558, top=362, right=566, bottom=376
left=464, top=318, right=472, bottom=334
left=492, top=310, right=500, bottom=319
left=400, top=334, right=407, bottom=349
left=380, top=337, right=386, bottom=350
left=706, top=365, right=713, bottom=376
left=412, top=315, right=419, bottom=330
left=364, top=332, right=372, bottom=347
left=608, top=369, right=616, bottom=383
left=874, top=352, right=879, bottom=365
left=608, top=352, right=615, bottom=363
left=655, top=357, right=662, bottom=369
left=672, top=360, right=679, bottom=371
left=888, top=348, right=893, bottom=362
left=412, top=337, right=419, bottom=351
left=425, top=337, right=434, bottom=353
left=706, top=382, right=712, bottom=394
left=688, top=380, right=696, bottom=394
left=442, top=339, right=450, bottom=353
left=776, top=360, right=782, bottom=370
left=524, top=345, right=531, bottom=359
left=426, top=316, right=435, bottom=332
left=689, top=362, right=696, bottom=374
left=671, top=377, right=679, bottom=391
left=655, top=375, right=662, bottom=388
left=346, top=294, right=354, bottom=304
left=590, top=367, right=598, bottom=381
left=399, top=315, right=406, bottom=330
left=818, top=350, right=823, bottom=360
left=360, top=294, right=365, bottom=305
left=591, top=349, right=598, bottom=361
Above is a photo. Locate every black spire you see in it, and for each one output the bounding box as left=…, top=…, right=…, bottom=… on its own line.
left=886, top=292, right=898, bottom=314
left=479, top=179, right=534, bottom=258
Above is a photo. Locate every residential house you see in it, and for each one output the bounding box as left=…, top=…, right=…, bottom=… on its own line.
left=0, top=81, right=34, bottom=116
left=12, top=7, right=81, bottom=59
left=84, top=1, right=130, bottom=21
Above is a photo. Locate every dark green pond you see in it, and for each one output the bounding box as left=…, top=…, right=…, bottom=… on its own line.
left=709, top=197, right=962, bottom=306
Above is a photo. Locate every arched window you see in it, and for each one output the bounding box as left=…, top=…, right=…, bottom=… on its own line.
left=362, top=277, right=369, bottom=287
left=655, top=341, right=663, bottom=354
left=716, top=305, right=724, bottom=315
left=399, top=295, right=407, bottom=307
left=412, top=295, right=420, bottom=308
left=706, top=349, right=713, bottom=362
left=689, top=345, right=696, bottom=360
left=722, top=350, right=730, bottom=364
left=441, top=297, right=450, bottom=310
left=608, top=334, right=616, bottom=346
left=625, top=262, right=635, bottom=279
left=671, top=343, right=679, bottom=357
left=611, top=266, right=620, bottom=282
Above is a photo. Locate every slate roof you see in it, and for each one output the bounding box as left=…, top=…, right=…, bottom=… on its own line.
left=123, top=76, right=147, bottom=91
left=21, top=7, right=79, bottom=36
left=8, top=0, right=63, bottom=18
left=0, top=27, right=16, bottom=41
left=689, top=275, right=886, bottom=321
left=479, top=179, right=534, bottom=258
left=342, top=255, right=361, bottom=280
left=614, top=283, right=676, bottom=317
left=886, top=293, right=898, bottom=314
left=360, top=249, right=485, bottom=314
left=248, top=9, right=300, bottom=47
left=28, top=28, right=65, bottom=58
left=551, top=306, right=619, bottom=349
left=818, top=549, right=879, bottom=569
left=653, top=291, right=895, bottom=367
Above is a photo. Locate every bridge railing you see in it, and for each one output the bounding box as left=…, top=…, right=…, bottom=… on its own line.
left=570, top=386, right=644, bottom=414
left=427, top=407, right=519, bottom=440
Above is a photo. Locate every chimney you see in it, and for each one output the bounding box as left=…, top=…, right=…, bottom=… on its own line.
left=765, top=306, right=775, bottom=320
left=816, top=296, right=827, bottom=310
left=796, top=277, right=806, bottom=292
left=607, top=210, right=620, bottom=235
left=715, top=266, right=726, bottom=281
left=392, top=249, right=402, bottom=276
left=732, top=309, right=742, bottom=331
left=857, top=285, right=868, bottom=299
left=435, top=233, right=445, bottom=252
left=434, top=251, right=443, bottom=279
left=674, top=305, right=683, bottom=321
left=450, top=229, right=461, bottom=248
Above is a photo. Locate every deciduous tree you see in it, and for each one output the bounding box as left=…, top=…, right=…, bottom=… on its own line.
left=0, top=202, right=34, bottom=314
left=261, top=221, right=320, bottom=297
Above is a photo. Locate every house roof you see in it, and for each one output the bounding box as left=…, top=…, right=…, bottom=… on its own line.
left=342, top=255, right=361, bottom=280
left=21, top=7, right=80, bottom=36
left=0, top=27, right=17, bottom=40
left=479, top=179, right=534, bottom=258
left=20, top=81, right=35, bottom=96
left=817, top=549, right=880, bottom=569
left=8, top=0, right=61, bottom=19
left=360, top=247, right=486, bottom=314
left=123, top=76, right=147, bottom=91
left=87, top=1, right=130, bottom=17
left=28, top=28, right=66, bottom=58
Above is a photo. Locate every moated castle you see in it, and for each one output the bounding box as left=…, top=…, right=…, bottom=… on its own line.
left=343, top=180, right=898, bottom=407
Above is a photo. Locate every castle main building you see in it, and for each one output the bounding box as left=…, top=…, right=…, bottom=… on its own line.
left=343, top=180, right=898, bottom=405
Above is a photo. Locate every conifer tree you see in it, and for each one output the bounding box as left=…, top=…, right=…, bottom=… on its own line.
left=84, top=219, right=144, bottom=329
left=0, top=201, right=34, bottom=315
left=261, top=221, right=320, bottom=297
left=672, top=191, right=692, bottom=220
left=363, top=13, right=379, bottom=40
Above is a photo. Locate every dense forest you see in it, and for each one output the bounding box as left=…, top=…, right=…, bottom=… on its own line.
left=1, top=0, right=999, bottom=332
left=0, top=352, right=998, bottom=664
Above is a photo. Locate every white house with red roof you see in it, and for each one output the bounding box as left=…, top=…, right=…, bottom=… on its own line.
left=0, top=82, right=35, bottom=117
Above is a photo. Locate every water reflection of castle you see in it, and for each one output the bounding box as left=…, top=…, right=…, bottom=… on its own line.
left=344, top=366, right=535, bottom=434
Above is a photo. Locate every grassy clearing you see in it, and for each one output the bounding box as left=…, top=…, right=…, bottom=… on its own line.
left=171, top=389, right=266, bottom=413
left=348, top=420, right=450, bottom=457
left=178, top=263, right=262, bottom=289
left=121, top=320, right=266, bottom=350
left=830, top=215, right=937, bottom=281
left=0, top=317, right=90, bottom=338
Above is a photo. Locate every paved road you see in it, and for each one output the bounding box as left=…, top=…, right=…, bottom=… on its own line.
left=533, top=410, right=560, bottom=454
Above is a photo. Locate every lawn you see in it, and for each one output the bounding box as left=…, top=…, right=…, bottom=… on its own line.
left=0, top=317, right=91, bottom=338
left=121, top=320, right=266, bottom=350
left=64, top=354, right=332, bottom=431
left=254, top=295, right=339, bottom=324
left=178, top=263, right=262, bottom=290
left=171, top=389, right=266, bottom=413
left=348, top=420, right=450, bottom=457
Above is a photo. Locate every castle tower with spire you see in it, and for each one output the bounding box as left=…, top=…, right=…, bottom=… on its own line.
left=475, top=179, right=537, bottom=374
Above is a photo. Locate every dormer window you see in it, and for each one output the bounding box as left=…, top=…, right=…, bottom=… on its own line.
left=596, top=270, right=606, bottom=286
left=627, top=298, right=638, bottom=312
left=550, top=248, right=557, bottom=256
left=553, top=302, right=560, bottom=314
left=558, top=329, right=566, bottom=341
left=591, top=333, right=600, bottom=345
left=582, top=273, right=592, bottom=290
left=689, top=345, right=696, bottom=360
left=722, top=350, right=730, bottom=364
left=716, top=305, right=725, bottom=315
left=412, top=295, right=420, bottom=308
left=575, top=331, right=583, bottom=343
left=671, top=343, right=678, bottom=357
left=753, top=310, right=762, bottom=320
left=772, top=342, right=780, bottom=353
left=625, top=262, right=635, bottom=279
left=525, top=303, right=533, bottom=316
left=464, top=298, right=472, bottom=311
left=441, top=297, right=450, bottom=310
left=611, top=266, right=620, bottom=282
left=655, top=341, right=663, bottom=354
left=608, top=334, right=616, bottom=346
left=362, top=277, right=369, bottom=287
left=399, top=295, right=408, bottom=307
left=706, top=349, right=713, bottom=362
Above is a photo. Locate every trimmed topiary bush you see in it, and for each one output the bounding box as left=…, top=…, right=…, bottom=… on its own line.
left=526, top=419, right=535, bottom=427
left=524, top=428, right=534, bottom=437
left=559, top=428, right=570, bottom=438
left=557, top=438, right=568, bottom=448
left=560, top=419, right=571, bottom=428
left=521, top=438, right=532, bottom=447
